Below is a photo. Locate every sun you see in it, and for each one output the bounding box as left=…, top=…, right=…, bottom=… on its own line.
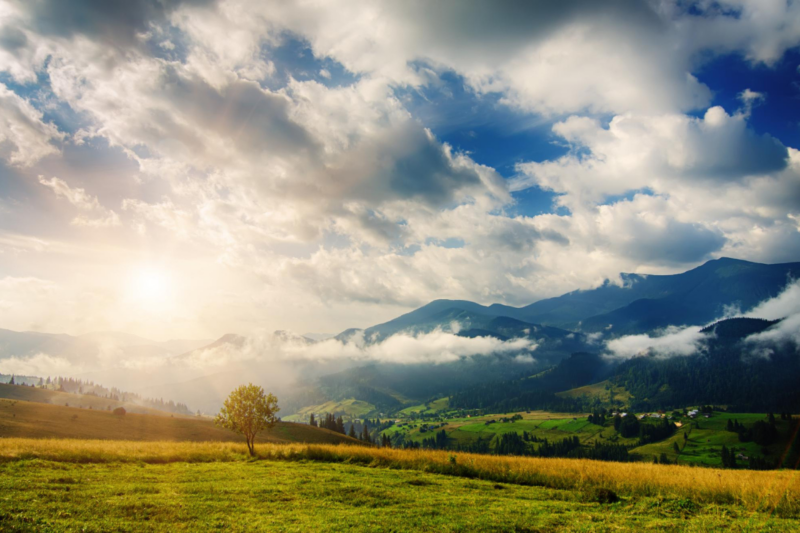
left=129, top=267, right=171, bottom=306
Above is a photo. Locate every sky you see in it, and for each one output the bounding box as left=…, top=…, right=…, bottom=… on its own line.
left=0, top=0, right=799, bottom=341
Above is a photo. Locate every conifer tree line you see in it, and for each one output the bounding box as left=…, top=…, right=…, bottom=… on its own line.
left=726, top=415, right=779, bottom=446
left=309, top=413, right=399, bottom=446
left=1, top=373, right=192, bottom=415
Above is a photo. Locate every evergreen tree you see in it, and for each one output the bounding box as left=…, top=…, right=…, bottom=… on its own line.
left=336, top=415, right=345, bottom=434
left=361, top=422, right=370, bottom=443
left=348, top=424, right=357, bottom=439
left=309, top=413, right=317, bottom=427
left=9, top=375, right=14, bottom=385
left=673, top=441, right=680, bottom=454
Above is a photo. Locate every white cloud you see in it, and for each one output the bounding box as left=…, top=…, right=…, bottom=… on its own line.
left=604, top=325, right=707, bottom=360
left=38, top=175, right=120, bottom=227
left=0, top=353, right=75, bottom=376
left=669, top=0, right=800, bottom=66
left=175, top=328, right=537, bottom=369
left=514, top=107, right=788, bottom=206
left=746, top=278, right=800, bottom=321
left=0, top=83, right=62, bottom=166
left=606, top=278, right=800, bottom=361
left=744, top=279, right=800, bottom=350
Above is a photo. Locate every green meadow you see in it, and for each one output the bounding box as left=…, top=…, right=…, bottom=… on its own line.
left=2, top=440, right=800, bottom=532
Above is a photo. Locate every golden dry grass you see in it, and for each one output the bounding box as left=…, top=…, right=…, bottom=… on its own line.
left=3, top=438, right=799, bottom=516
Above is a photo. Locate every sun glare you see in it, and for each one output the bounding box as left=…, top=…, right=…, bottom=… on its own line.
left=129, top=267, right=171, bottom=306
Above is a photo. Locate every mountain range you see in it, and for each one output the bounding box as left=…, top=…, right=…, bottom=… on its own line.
left=1, top=257, right=798, bottom=415
left=350, top=257, right=800, bottom=338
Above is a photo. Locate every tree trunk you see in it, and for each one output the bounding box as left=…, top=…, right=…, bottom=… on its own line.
left=247, top=437, right=255, bottom=456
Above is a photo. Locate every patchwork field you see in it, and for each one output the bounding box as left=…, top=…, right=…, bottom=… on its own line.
left=632, top=412, right=796, bottom=467
left=386, top=410, right=642, bottom=448
left=1, top=439, right=798, bottom=532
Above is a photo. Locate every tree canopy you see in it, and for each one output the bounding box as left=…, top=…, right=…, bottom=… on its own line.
left=215, top=384, right=280, bottom=456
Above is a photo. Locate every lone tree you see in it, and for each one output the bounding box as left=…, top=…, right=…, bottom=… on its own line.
left=215, top=384, right=279, bottom=456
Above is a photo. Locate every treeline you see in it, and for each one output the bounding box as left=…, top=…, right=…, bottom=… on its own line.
left=727, top=415, right=779, bottom=446
left=2, top=374, right=192, bottom=415
left=308, top=413, right=391, bottom=445
left=448, top=353, right=615, bottom=414
left=441, top=318, right=800, bottom=415
left=449, top=386, right=585, bottom=413
left=402, top=429, right=632, bottom=462
left=612, top=414, right=677, bottom=445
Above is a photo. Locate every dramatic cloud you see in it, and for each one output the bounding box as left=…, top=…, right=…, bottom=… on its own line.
left=0, top=0, right=798, bottom=342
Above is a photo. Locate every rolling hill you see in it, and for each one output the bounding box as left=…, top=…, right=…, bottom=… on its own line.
left=0, top=383, right=191, bottom=417
left=0, top=396, right=359, bottom=444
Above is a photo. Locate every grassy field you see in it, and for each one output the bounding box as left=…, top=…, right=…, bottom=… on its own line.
left=1, top=439, right=799, bottom=531
left=0, top=398, right=359, bottom=445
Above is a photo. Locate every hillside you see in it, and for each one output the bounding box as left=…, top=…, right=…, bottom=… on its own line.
left=557, top=380, right=633, bottom=405
left=0, top=397, right=359, bottom=444
left=0, top=383, right=190, bottom=417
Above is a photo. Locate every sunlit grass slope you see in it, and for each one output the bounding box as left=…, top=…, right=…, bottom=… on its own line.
left=0, top=382, right=187, bottom=417
left=556, top=379, right=632, bottom=405
left=398, top=397, right=450, bottom=415
left=0, top=398, right=358, bottom=444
